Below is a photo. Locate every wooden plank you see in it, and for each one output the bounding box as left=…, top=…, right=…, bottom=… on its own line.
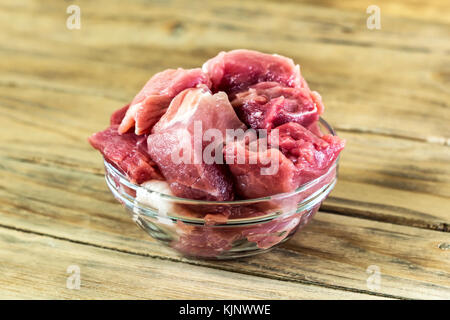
left=0, top=0, right=449, bottom=300
left=0, top=84, right=448, bottom=229
left=0, top=227, right=381, bottom=299
left=300, top=0, right=450, bottom=24
left=0, top=150, right=448, bottom=298
left=0, top=0, right=448, bottom=143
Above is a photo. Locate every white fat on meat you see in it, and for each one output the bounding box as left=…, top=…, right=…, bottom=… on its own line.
left=135, top=180, right=193, bottom=224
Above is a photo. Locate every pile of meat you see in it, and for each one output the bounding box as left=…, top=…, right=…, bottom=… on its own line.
left=89, top=49, right=345, bottom=257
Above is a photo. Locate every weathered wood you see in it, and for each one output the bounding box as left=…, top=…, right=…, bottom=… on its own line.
left=0, top=0, right=448, bottom=142
left=0, top=0, right=449, bottom=299
left=328, top=131, right=450, bottom=231
left=0, top=85, right=449, bottom=230
left=1, top=227, right=383, bottom=299
left=0, top=0, right=449, bottom=229
left=0, top=156, right=448, bottom=299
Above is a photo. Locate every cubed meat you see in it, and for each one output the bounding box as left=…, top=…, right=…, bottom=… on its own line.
left=224, top=121, right=345, bottom=198
left=119, top=68, right=211, bottom=135
left=276, top=122, right=345, bottom=185
left=110, top=104, right=130, bottom=125
left=224, top=137, right=299, bottom=199
left=147, top=86, right=246, bottom=201
left=231, top=82, right=324, bottom=130
left=88, top=125, right=162, bottom=184
left=152, top=85, right=246, bottom=134
left=202, top=49, right=306, bottom=95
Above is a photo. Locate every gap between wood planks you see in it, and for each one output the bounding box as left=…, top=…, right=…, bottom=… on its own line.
left=334, top=126, right=450, bottom=147
left=0, top=221, right=403, bottom=300
left=0, top=78, right=448, bottom=233
left=321, top=200, right=450, bottom=233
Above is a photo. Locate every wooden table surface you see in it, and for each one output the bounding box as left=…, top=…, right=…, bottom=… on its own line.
left=0, top=0, right=449, bottom=300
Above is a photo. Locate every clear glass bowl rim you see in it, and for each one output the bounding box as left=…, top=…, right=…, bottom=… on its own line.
left=104, top=117, right=339, bottom=226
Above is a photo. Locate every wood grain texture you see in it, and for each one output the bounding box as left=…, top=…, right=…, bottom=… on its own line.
left=0, top=158, right=448, bottom=299
left=1, top=227, right=384, bottom=299
left=0, top=0, right=449, bottom=299
left=0, top=0, right=448, bottom=142
left=1, top=84, right=448, bottom=231
left=326, top=131, right=450, bottom=231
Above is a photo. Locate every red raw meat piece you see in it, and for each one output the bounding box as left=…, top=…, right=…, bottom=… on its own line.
left=88, top=125, right=162, bottom=184
left=276, top=122, right=345, bottom=185
left=152, top=85, right=246, bottom=134
left=231, top=82, right=324, bottom=130
left=202, top=49, right=305, bottom=95
left=243, top=202, right=322, bottom=249
left=224, top=121, right=344, bottom=199
left=224, top=137, right=299, bottom=199
left=306, top=120, right=325, bottom=137
left=173, top=222, right=242, bottom=258
left=147, top=87, right=246, bottom=201
left=242, top=213, right=302, bottom=249
left=119, top=68, right=211, bottom=135
left=110, top=104, right=130, bottom=125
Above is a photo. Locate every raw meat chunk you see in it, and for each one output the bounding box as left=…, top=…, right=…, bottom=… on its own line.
left=148, top=128, right=233, bottom=201
left=147, top=87, right=246, bottom=201
left=224, top=137, right=299, bottom=198
left=88, top=125, right=162, bottom=184
left=138, top=180, right=232, bottom=223
left=243, top=202, right=322, bottom=249
left=173, top=204, right=321, bottom=257
left=119, top=68, right=211, bottom=135
left=152, top=85, right=246, bottom=134
left=224, top=121, right=345, bottom=198
left=137, top=180, right=180, bottom=216
left=202, top=49, right=305, bottom=94
left=110, top=104, right=129, bottom=125
left=242, top=213, right=302, bottom=249
left=277, top=122, right=345, bottom=185
left=231, top=82, right=324, bottom=130
left=88, top=49, right=346, bottom=259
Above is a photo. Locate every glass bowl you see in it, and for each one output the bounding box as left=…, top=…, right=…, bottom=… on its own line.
left=104, top=118, right=339, bottom=260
